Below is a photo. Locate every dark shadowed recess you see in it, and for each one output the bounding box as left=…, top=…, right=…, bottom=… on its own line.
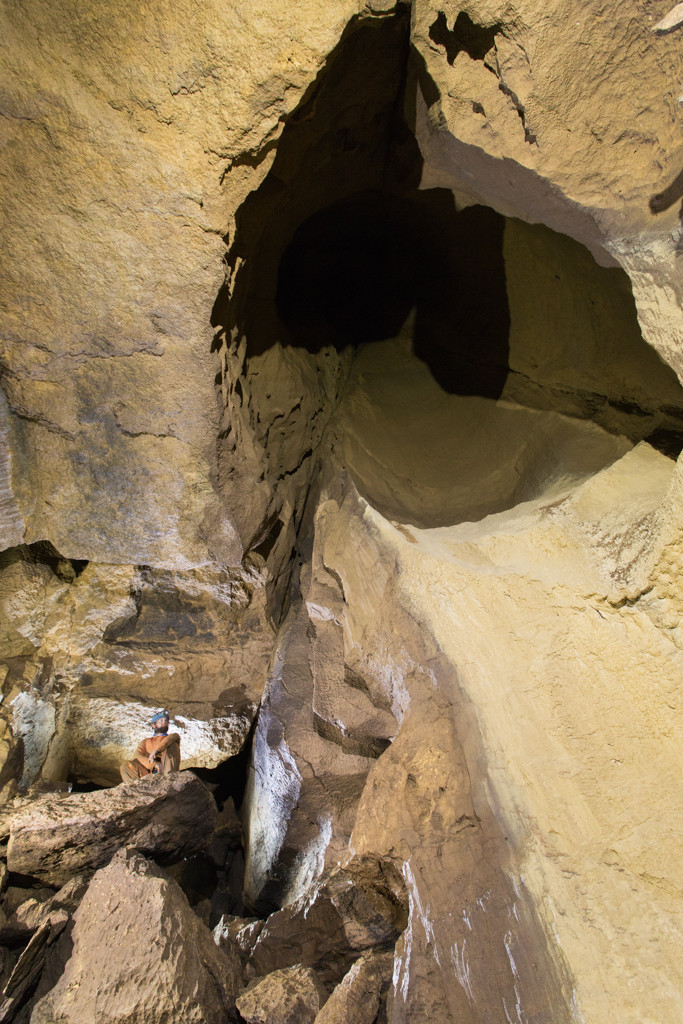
left=70, top=736, right=255, bottom=921
left=211, top=6, right=512, bottom=400
left=191, top=721, right=254, bottom=812
left=428, top=9, right=501, bottom=63
left=276, top=191, right=510, bottom=398
left=0, top=541, right=88, bottom=582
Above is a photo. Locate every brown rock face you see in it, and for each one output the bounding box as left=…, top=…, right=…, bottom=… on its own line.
left=246, top=856, right=407, bottom=989
left=0, top=2, right=682, bottom=1022
left=30, top=848, right=242, bottom=1024
left=0, top=875, right=88, bottom=945
left=314, top=949, right=394, bottom=1024
left=6, top=772, right=216, bottom=886
left=236, top=965, right=327, bottom=1024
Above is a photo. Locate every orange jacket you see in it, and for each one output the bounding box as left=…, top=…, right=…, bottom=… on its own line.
left=133, top=733, right=181, bottom=768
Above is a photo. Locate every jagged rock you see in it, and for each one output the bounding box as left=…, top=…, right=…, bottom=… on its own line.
left=214, top=914, right=264, bottom=966
left=0, top=4, right=682, bottom=1024
left=244, top=556, right=399, bottom=911
left=246, top=856, right=407, bottom=989
left=0, top=918, right=66, bottom=1023
left=6, top=772, right=216, bottom=886
left=0, top=555, right=273, bottom=788
left=0, top=877, right=88, bottom=946
left=314, top=949, right=394, bottom=1024
left=0, top=890, right=53, bottom=921
left=30, top=849, right=242, bottom=1024
left=206, top=797, right=243, bottom=868
left=236, top=965, right=327, bottom=1024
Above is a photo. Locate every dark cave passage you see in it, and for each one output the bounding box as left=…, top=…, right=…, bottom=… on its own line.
left=207, top=1, right=683, bottom=554
left=276, top=189, right=510, bottom=398
left=211, top=6, right=683, bottom=449
left=213, top=7, right=511, bottom=401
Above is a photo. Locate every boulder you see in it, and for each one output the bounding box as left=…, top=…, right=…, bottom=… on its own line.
left=314, top=950, right=393, bottom=1024
left=236, top=965, right=327, bottom=1024
left=6, top=772, right=216, bottom=886
left=30, top=849, right=242, bottom=1024
left=246, top=856, right=407, bottom=988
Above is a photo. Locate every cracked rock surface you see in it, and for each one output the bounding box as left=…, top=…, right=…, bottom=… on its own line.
left=6, top=772, right=217, bottom=886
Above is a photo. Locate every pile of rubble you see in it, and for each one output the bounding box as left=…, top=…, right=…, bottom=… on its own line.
left=0, top=771, right=406, bottom=1023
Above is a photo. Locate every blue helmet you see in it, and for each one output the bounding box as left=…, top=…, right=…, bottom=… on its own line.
left=151, top=709, right=170, bottom=724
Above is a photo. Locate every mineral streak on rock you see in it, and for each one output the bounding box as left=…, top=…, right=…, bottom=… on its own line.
left=6, top=772, right=217, bottom=886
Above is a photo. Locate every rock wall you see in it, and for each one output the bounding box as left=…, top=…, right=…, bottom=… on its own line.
left=0, top=1, right=682, bottom=1023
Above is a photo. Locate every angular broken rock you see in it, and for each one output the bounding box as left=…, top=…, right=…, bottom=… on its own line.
left=0, top=876, right=89, bottom=946
left=236, top=965, right=327, bottom=1024
left=0, top=918, right=65, bottom=1023
left=6, top=771, right=216, bottom=886
left=313, top=949, right=394, bottom=1024
left=31, top=848, right=242, bottom=1024
left=246, top=856, right=407, bottom=988
left=214, top=914, right=265, bottom=965
left=652, top=2, right=683, bottom=32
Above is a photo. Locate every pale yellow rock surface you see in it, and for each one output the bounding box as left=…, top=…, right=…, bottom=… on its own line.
left=413, top=0, right=683, bottom=375
left=330, top=325, right=634, bottom=528
left=308, top=449, right=683, bottom=1023
left=0, top=0, right=362, bottom=567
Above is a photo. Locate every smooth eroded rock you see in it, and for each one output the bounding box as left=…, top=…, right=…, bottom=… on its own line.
left=6, top=771, right=216, bottom=885
left=30, top=848, right=242, bottom=1024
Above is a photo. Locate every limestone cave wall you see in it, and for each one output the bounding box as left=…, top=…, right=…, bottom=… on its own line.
left=0, top=1, right=682, bottom=1022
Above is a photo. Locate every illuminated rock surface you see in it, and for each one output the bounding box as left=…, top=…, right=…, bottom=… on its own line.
left=0, top=1, right=681, bottom=1022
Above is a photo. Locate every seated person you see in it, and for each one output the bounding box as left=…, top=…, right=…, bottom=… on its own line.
left=120, top=709, right=181, bottom=782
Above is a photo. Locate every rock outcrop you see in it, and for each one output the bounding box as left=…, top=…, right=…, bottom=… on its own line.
left=246, top=856, right=407, bottom=989
left=30, top=849, right=242, bottom=1024
left=0, top=550, right=273, bottom=788
left=6, top=772, right=216, bottom=885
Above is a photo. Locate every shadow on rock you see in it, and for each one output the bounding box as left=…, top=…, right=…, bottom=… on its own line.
left=5, top=771, right=217, bottom=886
